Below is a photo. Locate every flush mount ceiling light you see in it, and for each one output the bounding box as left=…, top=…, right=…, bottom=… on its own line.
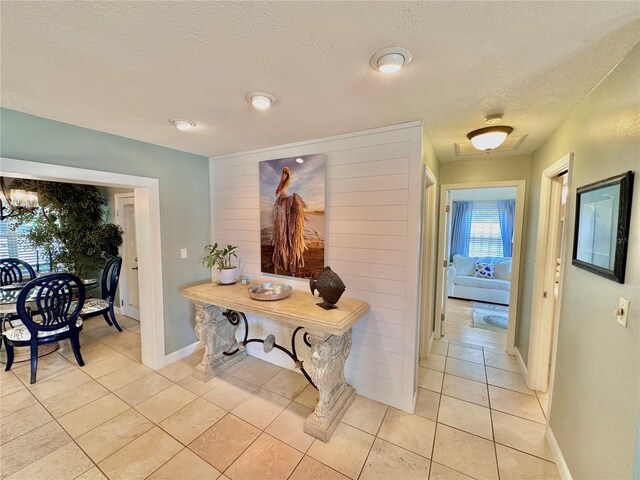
left=370, top=47, right=413, bottom=74
left=467, top=126, right=514, bottom=151
left=467, top=117, right=514, bottom=152
left=169, top=118, right=196, bottom=131
left=295, top=157, right=304, bottom=164
left=246, top=92, right=276, bottom=110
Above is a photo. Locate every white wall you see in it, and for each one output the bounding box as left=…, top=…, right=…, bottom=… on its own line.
left=209, top=122, right=424, bottom=412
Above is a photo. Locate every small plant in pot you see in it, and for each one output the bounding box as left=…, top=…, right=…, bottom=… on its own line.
left=203, top=243, right=238, bottom=285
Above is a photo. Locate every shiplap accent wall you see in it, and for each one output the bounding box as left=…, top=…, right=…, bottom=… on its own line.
left=209, top=122, right=424, bottom=412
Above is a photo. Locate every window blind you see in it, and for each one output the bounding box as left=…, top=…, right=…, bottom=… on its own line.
left=0, top=221, right=50, bottom=272
left=468, top=201, right=504, bottom=258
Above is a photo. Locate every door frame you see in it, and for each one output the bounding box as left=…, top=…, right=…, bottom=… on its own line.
left=434, top=180, right=526, bottom=354
left=114, top=193, right=140, bottom=320
left=419, top=165, right=438, bottom=358
left=1, top=157, right=166, bottom=369
left=526, top=153, right=573, bottom=395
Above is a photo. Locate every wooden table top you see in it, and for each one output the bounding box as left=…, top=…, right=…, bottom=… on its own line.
left=181, top=282, right=369, bottom=336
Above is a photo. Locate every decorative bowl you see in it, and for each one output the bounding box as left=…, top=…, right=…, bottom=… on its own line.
left=248, top=282, right=292, bottom=301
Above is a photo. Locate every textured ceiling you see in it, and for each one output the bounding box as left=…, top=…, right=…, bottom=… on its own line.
left=1, top=2, right=639, bottom=161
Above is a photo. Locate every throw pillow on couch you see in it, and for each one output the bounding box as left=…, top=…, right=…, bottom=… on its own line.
left=475, top=263, right=495, bottom=278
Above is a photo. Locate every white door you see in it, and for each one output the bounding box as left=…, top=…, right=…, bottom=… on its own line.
left=116, top=195, right=140, bottom=320
left=539, top=175, right=565, bottom=387
left=436, top=190, right=453, bottom=338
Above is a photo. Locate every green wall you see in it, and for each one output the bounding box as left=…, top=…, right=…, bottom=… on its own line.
left=518, top=43, right=640, bottom=479
left=0, top=108, right=211, bottom=355
left=439, top=154, right=532, bottom=185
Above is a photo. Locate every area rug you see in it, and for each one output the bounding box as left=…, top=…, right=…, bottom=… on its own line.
left=471, top=301, right=509, bottom=332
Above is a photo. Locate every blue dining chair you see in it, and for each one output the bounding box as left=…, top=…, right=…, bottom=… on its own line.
left=0, top=258, right=36, bottom=286
left=79, top=257, right=123, bottom=332
left=3, top=273, right=85, bottom=384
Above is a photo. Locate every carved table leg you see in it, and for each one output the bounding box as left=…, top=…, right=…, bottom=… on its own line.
left=303, top=328, right=356, bottom=442
left=192, top=301, right=246, bottom=381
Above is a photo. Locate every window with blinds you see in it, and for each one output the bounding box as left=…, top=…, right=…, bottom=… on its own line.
left=468, top=201, right=504, bottom=258
left=0, top=221, right=51, bottom=272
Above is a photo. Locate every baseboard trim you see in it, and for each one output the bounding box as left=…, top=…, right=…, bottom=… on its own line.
left=113, top=306, right=122, bottom=315
left=546, top=426, right=572, bottom=480
left=164, top=341, right=201, bottom=366
left=515, top=346, right=528, bottom=377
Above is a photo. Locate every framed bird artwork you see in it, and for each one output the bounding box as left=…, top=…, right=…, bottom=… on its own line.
left=259, top=154, right=326, bottom=278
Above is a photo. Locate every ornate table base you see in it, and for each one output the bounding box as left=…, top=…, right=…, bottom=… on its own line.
left=191, top=301, right=355, bottom=442
left=192, top=302, right=246, bottom=381
left=303, top=330, right=356, bottom=441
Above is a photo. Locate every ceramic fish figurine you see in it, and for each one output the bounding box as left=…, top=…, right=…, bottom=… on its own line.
left=309, top=266, right=346, bottom=310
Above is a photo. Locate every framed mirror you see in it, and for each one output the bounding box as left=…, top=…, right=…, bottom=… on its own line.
left=572, top=171, right=634, bottom=283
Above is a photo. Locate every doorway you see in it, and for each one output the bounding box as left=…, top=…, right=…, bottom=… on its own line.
left=526, top=153, right=573, bottom=401
left=419, top=166, right=437, bottom=357
left=1, top=157, right=166, bottom=369
left=115, top=194, right=140, bottom=321
left=434, top=181, right=526, bottom=354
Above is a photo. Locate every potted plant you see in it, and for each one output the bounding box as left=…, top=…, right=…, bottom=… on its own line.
left=203, top=243, right=238, bottom=284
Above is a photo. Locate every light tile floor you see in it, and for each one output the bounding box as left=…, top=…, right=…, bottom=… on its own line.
left=1, top=315, right=558, bottom=480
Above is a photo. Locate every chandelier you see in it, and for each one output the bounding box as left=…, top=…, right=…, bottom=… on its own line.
left=0, top=177, right=39, bottom=221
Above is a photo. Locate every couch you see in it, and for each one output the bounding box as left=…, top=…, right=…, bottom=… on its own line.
left=447, top=254, right=512, bottom=305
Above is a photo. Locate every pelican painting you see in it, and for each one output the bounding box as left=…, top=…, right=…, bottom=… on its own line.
left=259, top=154, right=326, bottom=277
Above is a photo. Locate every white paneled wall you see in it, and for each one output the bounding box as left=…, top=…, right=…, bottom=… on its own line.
left=209, top=122, right=424, bottom=412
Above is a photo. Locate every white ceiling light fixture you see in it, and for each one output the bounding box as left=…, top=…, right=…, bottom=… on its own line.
left=295, top=157, right=304, bottom=164
left=467, top=116, right=513, bottom=152
left=370, top=47, right=413, bottom=74
left=246, top=92, right=276, bottom=110
left=467, top=125, right=514, bottom=152
left=169, top=118, right=196, bottom=131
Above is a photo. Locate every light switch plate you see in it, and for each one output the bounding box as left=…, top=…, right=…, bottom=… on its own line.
left=616, top=297, right=630, bottom=327
left=180, top=248, right=188, bottom=259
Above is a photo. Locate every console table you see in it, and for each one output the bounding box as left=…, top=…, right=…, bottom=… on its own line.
left=181, top=282, right=369, bottom=442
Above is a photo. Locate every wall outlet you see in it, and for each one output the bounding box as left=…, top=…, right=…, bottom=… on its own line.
left=614, top=297, right=630, bottom=327
left=180, top=248, right=188, bottom=259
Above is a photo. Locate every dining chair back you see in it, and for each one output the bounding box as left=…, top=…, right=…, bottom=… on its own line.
left=102, top=256, right=122, bottom=302
left=0, top=258, right=36, bottom=286
left=79, top=257, right=123, bottom=332
left=3, top=273, right=86, bottom=383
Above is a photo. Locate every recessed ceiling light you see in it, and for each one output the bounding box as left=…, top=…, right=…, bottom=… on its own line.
left=169, top=118, right=196, bottom=131
left=295, top=157, right=304, bottom=164
left=246, top=92, right=276, bottom=110
left=467, top=126, right=514, bottom=152
left=370, top=47, right=413, bottom=74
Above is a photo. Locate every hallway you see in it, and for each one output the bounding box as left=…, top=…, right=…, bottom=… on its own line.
left=418, top=336, right=554, bottom=478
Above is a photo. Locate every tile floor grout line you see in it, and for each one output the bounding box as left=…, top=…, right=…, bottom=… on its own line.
left=218, top=419, right=282, bottom=478
left=140, top=444, right=192, bottom=480
left=7, top=322, right=558, bottom=480
left=285, top=452, right=306, bottom=480
left=429, top=459, right=482, bottom=480
left=354, top=427, right=377, bottom=480
left=4, top=321, right=149, bottom=478
left=8, top=381, right=101, bottom=479
left=428, top=395, right=441, bottom=463
left=486, top=406, right=547, bottom=426
left=483, top=345, right=501, bottom=480
left=2, top=319, right=143, bottom=478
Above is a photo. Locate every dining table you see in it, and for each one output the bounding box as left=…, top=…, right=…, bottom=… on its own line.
left=0, top=277, right=98, bottom=363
